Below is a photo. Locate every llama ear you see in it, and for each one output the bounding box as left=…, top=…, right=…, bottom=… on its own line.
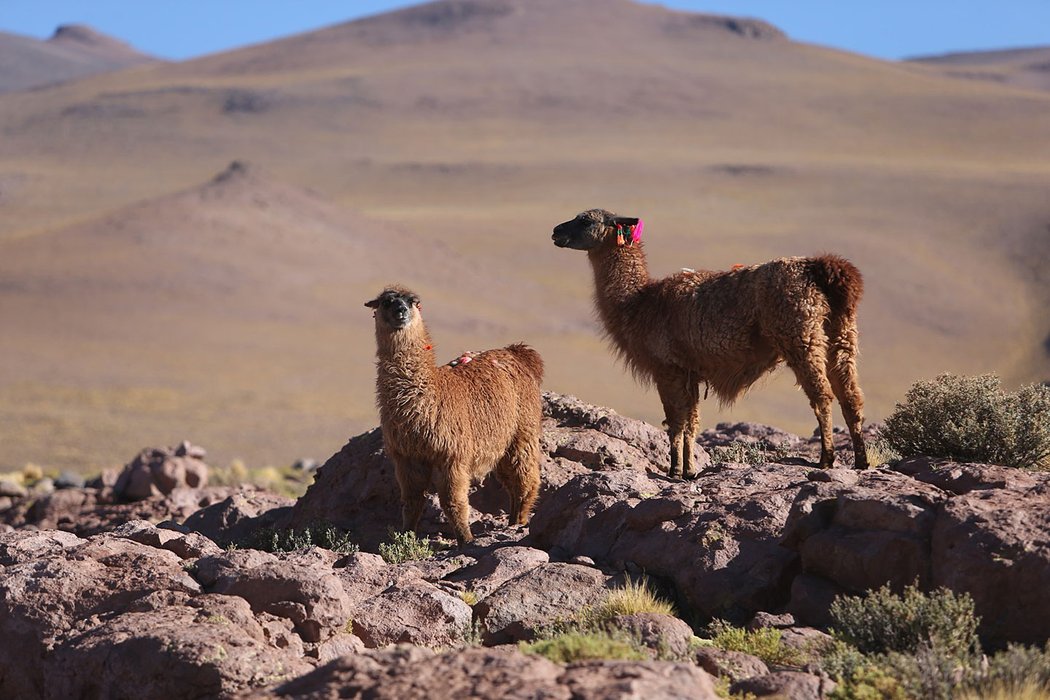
left=364, top=297, right=381, bottom=309
left=612, top=217, right=640, bottom=228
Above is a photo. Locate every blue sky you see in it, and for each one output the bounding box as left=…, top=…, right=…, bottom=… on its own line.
left=2, top=1, right=1048, bottom=61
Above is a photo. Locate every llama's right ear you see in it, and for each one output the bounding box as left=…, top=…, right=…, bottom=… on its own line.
left=364, top=297, right=381, bottom=309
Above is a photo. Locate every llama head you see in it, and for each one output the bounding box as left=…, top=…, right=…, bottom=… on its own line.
left=552, top=209, right=641, bottom=251
left=365, top=286, right=421, bottom=331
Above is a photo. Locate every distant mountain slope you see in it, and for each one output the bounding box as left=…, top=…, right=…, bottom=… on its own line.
left=0, top=24, right=155, bottom=94
left=0, top=161, right=558, bottom=470
left=908, top=45, right=1050, bottom=92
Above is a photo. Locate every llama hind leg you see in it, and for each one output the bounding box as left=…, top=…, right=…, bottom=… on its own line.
left=827, top=321, right=868, bottom=469
left=497, top=436, right=541, bottom=526
left=786, top=348, right=836, bottom=469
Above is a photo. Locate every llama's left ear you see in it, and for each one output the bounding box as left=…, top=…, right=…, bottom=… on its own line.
left=613, top=216, right=640, bottom=228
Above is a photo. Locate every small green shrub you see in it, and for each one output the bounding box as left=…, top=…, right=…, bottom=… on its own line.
left=520, top=630, right=648, bottom=663
left=881, top=374, right=1050, bottom=470
left=877, top=645, right=965, bottom=700
left=378, top=529, right=434, bottom=564
left=829, top=583, right=979, bottom=659
left=247, top=522, right=358, bottom=554
left=823, top=589, right=1050, bottom=700
left=707, top=620, right=807, bottom=667
left=592, top=577, right=676, bottom=620
left=863, top=438, right=901, bottom=468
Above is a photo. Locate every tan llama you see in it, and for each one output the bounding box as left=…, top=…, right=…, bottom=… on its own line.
left=366, top=286, right=544, bottom=544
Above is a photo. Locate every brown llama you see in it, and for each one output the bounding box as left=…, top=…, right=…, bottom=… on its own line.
left=366, top=286, right=544, bottom=544
left=552, top=208, right=868, bottom=477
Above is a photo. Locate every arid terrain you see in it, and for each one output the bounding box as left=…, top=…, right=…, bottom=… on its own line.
left=2, top=394, right=1048, bottom=698
left=2, top=0, right=1049, bottom=472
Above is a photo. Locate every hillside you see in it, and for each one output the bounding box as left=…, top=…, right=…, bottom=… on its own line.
left=1, top=0, right=1049, bottom=471
left=908, top=44, right=1050, bottom=92
left=0, top=24, right=155, bottom=94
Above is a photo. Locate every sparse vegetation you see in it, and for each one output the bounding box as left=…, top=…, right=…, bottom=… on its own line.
left=523, top=578, right=678, bottom=662
left=210, top=459, right=315, bottom=498
left=706, top=620, right=808, bottom=667
left=246, top=522, right=357, bottom=554
left=459, top=590, right=478, bottom=607
left=592, top=577, right=676, bottom=620
left=520, top=630, right=648, bottom=663
left=711, top=440, right=790, bottom=465
left=829, top=583, right=979, bottom=659
left=819, top=585, right=1050, bottom=699
left=863, top=438, right=901, bottom=468
left=881, top=374, right=1050, bottom=470
left=378, top=529, right=435, bottom=564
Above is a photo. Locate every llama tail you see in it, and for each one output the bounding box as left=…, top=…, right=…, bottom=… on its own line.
left=506, top=343, right=545, bottom=385
left=808, top=254, right=863, bottom=318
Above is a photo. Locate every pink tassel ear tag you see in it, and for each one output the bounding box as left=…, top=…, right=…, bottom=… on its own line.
left=631, top=219, right=644, bottom=245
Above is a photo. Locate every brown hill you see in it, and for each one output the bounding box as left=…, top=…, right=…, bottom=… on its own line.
left=0, top=161, right=557, bottom=470
left=1, top=0, right=1048, bottom=471
left=908, top=45, right=1050, bottom=92
left=0, top=24, right=155, bottom=94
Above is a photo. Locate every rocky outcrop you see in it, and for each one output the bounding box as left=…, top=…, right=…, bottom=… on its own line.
left=114, top=440, right=210, bottom=500
left=4, top=392, right=1049, bottom=697
left=287, top=392, right=694, bottom=549
left=261, top=645, right=720, bottom=700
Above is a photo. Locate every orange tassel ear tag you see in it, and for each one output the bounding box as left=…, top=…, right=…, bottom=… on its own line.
left=616, top=231, right=625, bottom=246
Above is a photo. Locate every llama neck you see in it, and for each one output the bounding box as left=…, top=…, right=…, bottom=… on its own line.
left=587, top=241, right=651, bottom=324
left=375, top=323, right=437, bottom=405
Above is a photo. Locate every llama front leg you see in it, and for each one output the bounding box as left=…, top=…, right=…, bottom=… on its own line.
left=656, top=374, right=691, bottom=479
left=394, top=458, right=432, bottom=533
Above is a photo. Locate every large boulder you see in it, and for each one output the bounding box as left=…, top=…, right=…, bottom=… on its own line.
left=44, top=594, right=312, bottom=699
left=0, top=532, right=201, bottom=697
left=932, top=486, right=1050, bottom=646
left=350, top=580, right=473, bottom=648
left=530, top=465, right=805, bottom=622
left=183, top=489, right=295, bottom=546
left=475, top=563, right=618, bottom=644
left=198, top=550, right=352, bottom=643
